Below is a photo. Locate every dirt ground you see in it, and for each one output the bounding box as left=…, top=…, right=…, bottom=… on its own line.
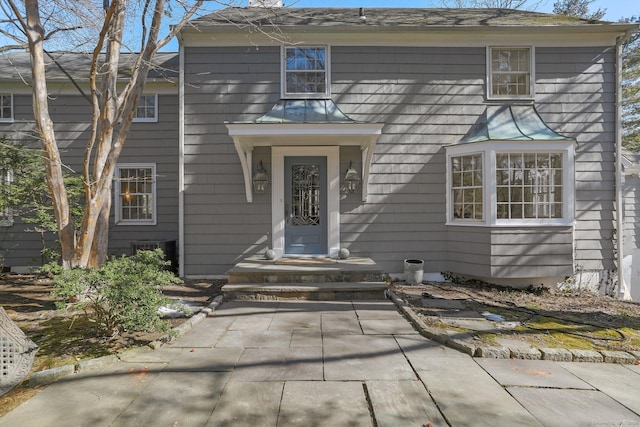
left=392, top=281, right=640, bottom=353
left=0, top=274, right=224, bottom=416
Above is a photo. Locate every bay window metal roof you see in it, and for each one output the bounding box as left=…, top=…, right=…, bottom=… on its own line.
left=255, top=99, right=356, bottom=124
left=460, top=105, right=574, bottom=144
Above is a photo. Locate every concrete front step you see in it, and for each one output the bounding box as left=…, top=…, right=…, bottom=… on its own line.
left=222, top=282, right=389, bottom=301
left=226, top=256, right=385, bottom=284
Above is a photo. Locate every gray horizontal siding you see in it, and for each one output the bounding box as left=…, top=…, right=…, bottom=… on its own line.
left=536, top=46, right=616, bottom=273
left=624, top=174, right=640, bottom=256
left=181, top=43, right=615, bottom=280
left=0, top=93, right=179, bottom=268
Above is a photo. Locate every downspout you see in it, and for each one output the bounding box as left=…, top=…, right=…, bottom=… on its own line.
left=178, top=40, right=185, bottom=278
left=616, top=29, right=634, bottom=300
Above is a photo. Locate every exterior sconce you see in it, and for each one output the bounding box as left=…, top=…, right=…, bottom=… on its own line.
left=253, top=161, right=269, bottom=194
left=343, top=161, right=360, bottom=194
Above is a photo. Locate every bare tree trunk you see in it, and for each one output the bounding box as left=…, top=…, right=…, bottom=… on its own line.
left=7, top=0, right=203, bottom=269
left=21, top=0, right=75, bottom=267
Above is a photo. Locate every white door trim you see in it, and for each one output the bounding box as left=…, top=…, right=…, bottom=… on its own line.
left=272, top=146, right=340, bottom=259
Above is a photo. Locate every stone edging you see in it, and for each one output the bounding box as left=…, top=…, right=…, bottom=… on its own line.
left=386, top=289, right=640, bottom=365
left=28, top=296, right=225, bottom=387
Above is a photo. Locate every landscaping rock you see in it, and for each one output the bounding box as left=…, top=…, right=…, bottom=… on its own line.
left=476, top=346, right=510, bottom=359
left=540, top=348, right=573, bottom=362
left=627, top=350, right=640, bottom=361
left=599, top=350, right=637, bottom=364
left=510, top=347, right=542, bottom=360
left=570, top=349, right=604, bottom=363
left=447, top=339, right=476, bottom=356
left=76, top=355, right=118, bottom=372
left=29, top=364, right=75, bottom=387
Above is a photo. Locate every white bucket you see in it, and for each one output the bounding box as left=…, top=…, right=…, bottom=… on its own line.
left=404, top=259, right=424, bottom=285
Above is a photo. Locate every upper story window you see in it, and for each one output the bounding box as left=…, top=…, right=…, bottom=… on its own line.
left=488, top=47, right=533, bottom=99
left=133, top=94, right=157, bottom=122
left=0, top=94, right=13, bottom=122
left=282, top=46, right=329, bottom=99
left=114, top=164, right=156, bottom=225
left=0, top=168, right=12, bottom=226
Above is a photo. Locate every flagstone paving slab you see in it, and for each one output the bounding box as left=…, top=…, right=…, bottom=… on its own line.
left=229, top=315, right=274, bottom=331
left=278, top=381, right=371, bottom=427
left=118, top=347, right=182, bottom=363
left=206, top=381, right=283, bottom=427
left=111, top=371, right=230, bottom=427
left=168, top=321, right=228, bottom=348
left=476, top=358, right=594, bottom=389
left=231, top=347, right=323, bottom=381
left=212, top=301, right=280, bottom=316
left=0, top=362, right=160, bottom=427
left=268, top=311, right=322, bottom=330
left=353, top=300, right=405, bottom=320
left=291, top=328, right=323, bottom=347
left=413, top=356, right=544, bottom=426
left=321, top=311, right=363, bottom=334
left=215, top=330, right=292, bottom=348
left=395, top=334, right=471, bottom=361
left=277, top=300, right=354, bottom=312
left=559, top=362, right=640, bottom=414
left=323, top=334, right=416, bottom=380
left=360, top=318, right=418, bottom=335
left=507, top=387, right=640, bottom=427
left=166, top=347, right=242, bottom=372
left=366, top=380, right=446, bottom=427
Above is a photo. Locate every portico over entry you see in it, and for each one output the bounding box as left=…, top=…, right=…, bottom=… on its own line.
left=226, top=99, right=383, bottom=203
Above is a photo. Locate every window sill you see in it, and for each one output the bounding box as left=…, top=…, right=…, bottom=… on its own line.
left=115, top=220, right=157, bottom=226
left=447, top=219, right=573, bottom=227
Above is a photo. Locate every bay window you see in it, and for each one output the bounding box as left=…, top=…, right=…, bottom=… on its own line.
left=447, top=142, right=574, bottom=227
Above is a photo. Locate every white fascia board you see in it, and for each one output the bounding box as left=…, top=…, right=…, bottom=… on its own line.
left=0, top=81, right=178, bottom=95
left=181, top=26, right=632, bottom=48
left=226, top=123, right=383, bottom=137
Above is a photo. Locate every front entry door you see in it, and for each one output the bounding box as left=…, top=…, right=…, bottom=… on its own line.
left=284, top=156, right=328, bottom=255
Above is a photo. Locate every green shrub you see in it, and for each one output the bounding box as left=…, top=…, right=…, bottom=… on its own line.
left=51, top=249, right=182, bottom=337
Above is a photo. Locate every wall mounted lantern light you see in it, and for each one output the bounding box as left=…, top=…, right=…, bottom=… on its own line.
left=253, top=161, right=269, bottom=194
left=343, top=161, right=360, bottom=194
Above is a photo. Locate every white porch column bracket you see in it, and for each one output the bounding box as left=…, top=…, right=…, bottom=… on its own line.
left=232, top=138, right=253, bottom=203
left=361, top=137, right=376, bottom=202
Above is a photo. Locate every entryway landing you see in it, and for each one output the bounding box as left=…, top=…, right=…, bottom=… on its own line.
left=223, top=256, right=387, bottom=301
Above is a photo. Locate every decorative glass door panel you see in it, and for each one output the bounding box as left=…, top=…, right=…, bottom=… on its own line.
left=284, top=156, right=327, bottom=255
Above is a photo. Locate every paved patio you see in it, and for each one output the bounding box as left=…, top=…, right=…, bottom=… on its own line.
left=1, top=300, right=639, bottom=426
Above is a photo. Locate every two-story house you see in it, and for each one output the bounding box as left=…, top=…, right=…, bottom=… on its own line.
left=1, top=6, right=637, bottom=294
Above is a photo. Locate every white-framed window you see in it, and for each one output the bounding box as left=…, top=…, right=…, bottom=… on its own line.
left=114, top=164, right=156, bottom=225
left=496, top=152, right=563, bottom=220
left=488, top=47, right=533, bottom=99
left=133, top=94, right=157, bottom=122
left=451, top=153, right=484, bottom=221
left=282, top=46, right=330, bottom=99
left=0, top=94, right=13, bottom=122
left=0, top=168, right=13, bottom=227
left=446, top=141, right=574, bottom=227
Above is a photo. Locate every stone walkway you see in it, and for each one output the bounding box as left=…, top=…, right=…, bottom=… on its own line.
left=1, top=300, right=640, bottom=426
